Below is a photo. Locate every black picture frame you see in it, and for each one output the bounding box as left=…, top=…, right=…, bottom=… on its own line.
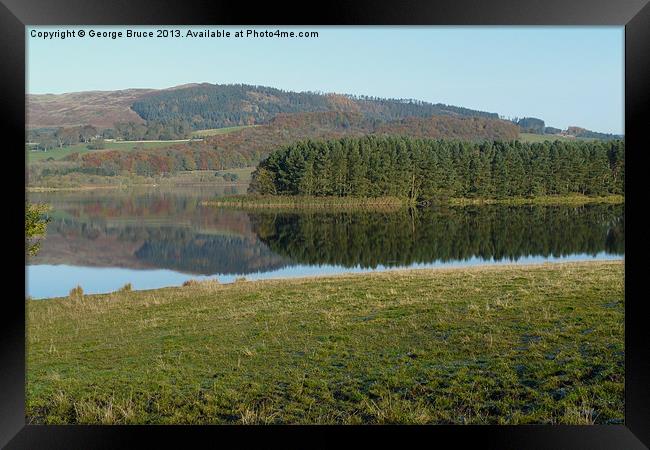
left=3, top=1, right=649, bottom=448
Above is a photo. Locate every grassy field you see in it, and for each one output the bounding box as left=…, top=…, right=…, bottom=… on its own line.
left=27, top=261, right=624, bottom=425
left=27, top=141, right=181, bottom=162
left=190, top=125, right=257, bottom=138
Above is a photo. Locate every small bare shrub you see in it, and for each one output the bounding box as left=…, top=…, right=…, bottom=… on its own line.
left=182, top=278, right=220, bottom=291
left=69, top=285, right=84, bottom=299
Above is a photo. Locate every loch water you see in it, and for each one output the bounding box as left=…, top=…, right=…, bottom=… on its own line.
left=27, top=187, right=624, bottom=298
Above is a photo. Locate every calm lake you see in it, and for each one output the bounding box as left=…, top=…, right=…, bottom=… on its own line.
left=27, top=187, right=624, bottom=299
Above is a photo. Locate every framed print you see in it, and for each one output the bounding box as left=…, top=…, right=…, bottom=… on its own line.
left=3, top=0, right=650, bottom=448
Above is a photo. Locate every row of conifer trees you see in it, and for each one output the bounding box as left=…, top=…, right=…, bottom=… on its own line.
left=249, top=136, right=624, bottom=201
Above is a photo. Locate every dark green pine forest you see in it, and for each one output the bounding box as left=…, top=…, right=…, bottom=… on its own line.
left=249, top=136, right=625, bottom=201
left=131, top=84, right=499, bottom=130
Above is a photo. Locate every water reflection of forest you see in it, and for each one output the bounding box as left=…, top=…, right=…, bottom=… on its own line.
left=30, top=191, right=292, bottom=275
left=33, top=218, right=293, bottom=275
left=31, top=189, right=624, bottom=275
left=249, top=205, right=624, bottom=268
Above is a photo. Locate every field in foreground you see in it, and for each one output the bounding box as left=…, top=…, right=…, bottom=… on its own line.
left=26, top=261, right=624, bottom=425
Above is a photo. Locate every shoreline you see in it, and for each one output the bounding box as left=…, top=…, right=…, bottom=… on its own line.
left=29, top=258, right=623, bottom=301
left=26, top=181, right=249, bottom=192
left=219, top=258, right=624, bottom=284
left=203, top=195, right=408, bottom=210
left=204, top=193, right=624, bottom=209
left=448, top=194, right=624, bottom=206
left=26, top=182, right=623, bottom=206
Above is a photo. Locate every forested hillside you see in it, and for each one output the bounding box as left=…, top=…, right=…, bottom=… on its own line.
left=131, top=83, right=499, bottom=130
left=27, top=89, right=153, bottom=129
left=375, top=116, right=518, bottom=141
left=249, top=136, right=625, bottom=201
left=28, top=83, right=620, bottom=144
left=28, top=112, right=518, bottom=181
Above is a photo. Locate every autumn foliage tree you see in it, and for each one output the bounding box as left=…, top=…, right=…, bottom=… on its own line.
left=54, top=112, right=520, bottom=179
left=26, top=202, right=50, bottom=256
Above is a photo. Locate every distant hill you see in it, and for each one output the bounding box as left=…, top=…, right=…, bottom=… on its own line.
left=131, top=83, right=500, bottom=129
left=27, top=83, right=499, bottom=131
left=28, top=83, right=620, bottom=142
left=27, top=89, right=155, bottom=129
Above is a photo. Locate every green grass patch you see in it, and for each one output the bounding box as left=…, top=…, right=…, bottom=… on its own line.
left=28, top=145, right=92, bottom=162
left=27, top=261, right=624, bottom=424
left=190, top=125, right=257, bottom=137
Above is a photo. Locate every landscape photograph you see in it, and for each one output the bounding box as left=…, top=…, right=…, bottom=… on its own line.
left=25, top=26, right=624, bottom=425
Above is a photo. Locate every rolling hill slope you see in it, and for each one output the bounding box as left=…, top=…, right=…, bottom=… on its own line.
left=27, top=83, right=500, bottom=131
left=27, top=89, right=155, bottom=129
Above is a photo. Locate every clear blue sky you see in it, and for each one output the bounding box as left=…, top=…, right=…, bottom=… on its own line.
left=26, top=26, right=624, bottom=134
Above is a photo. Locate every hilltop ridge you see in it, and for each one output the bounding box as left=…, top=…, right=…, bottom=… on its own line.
left=27, top=82, right=499, bottom=130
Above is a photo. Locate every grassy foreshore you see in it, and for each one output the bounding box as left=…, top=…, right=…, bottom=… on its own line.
left=203, top=195, right=409, bottom=210
left=447, top=194, right=624, bottom=206
left=27, top=185, right=128, bottom=192
left=204, top=193, right=624, bottom=209
left=27, top=261, right=624, bottom=425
